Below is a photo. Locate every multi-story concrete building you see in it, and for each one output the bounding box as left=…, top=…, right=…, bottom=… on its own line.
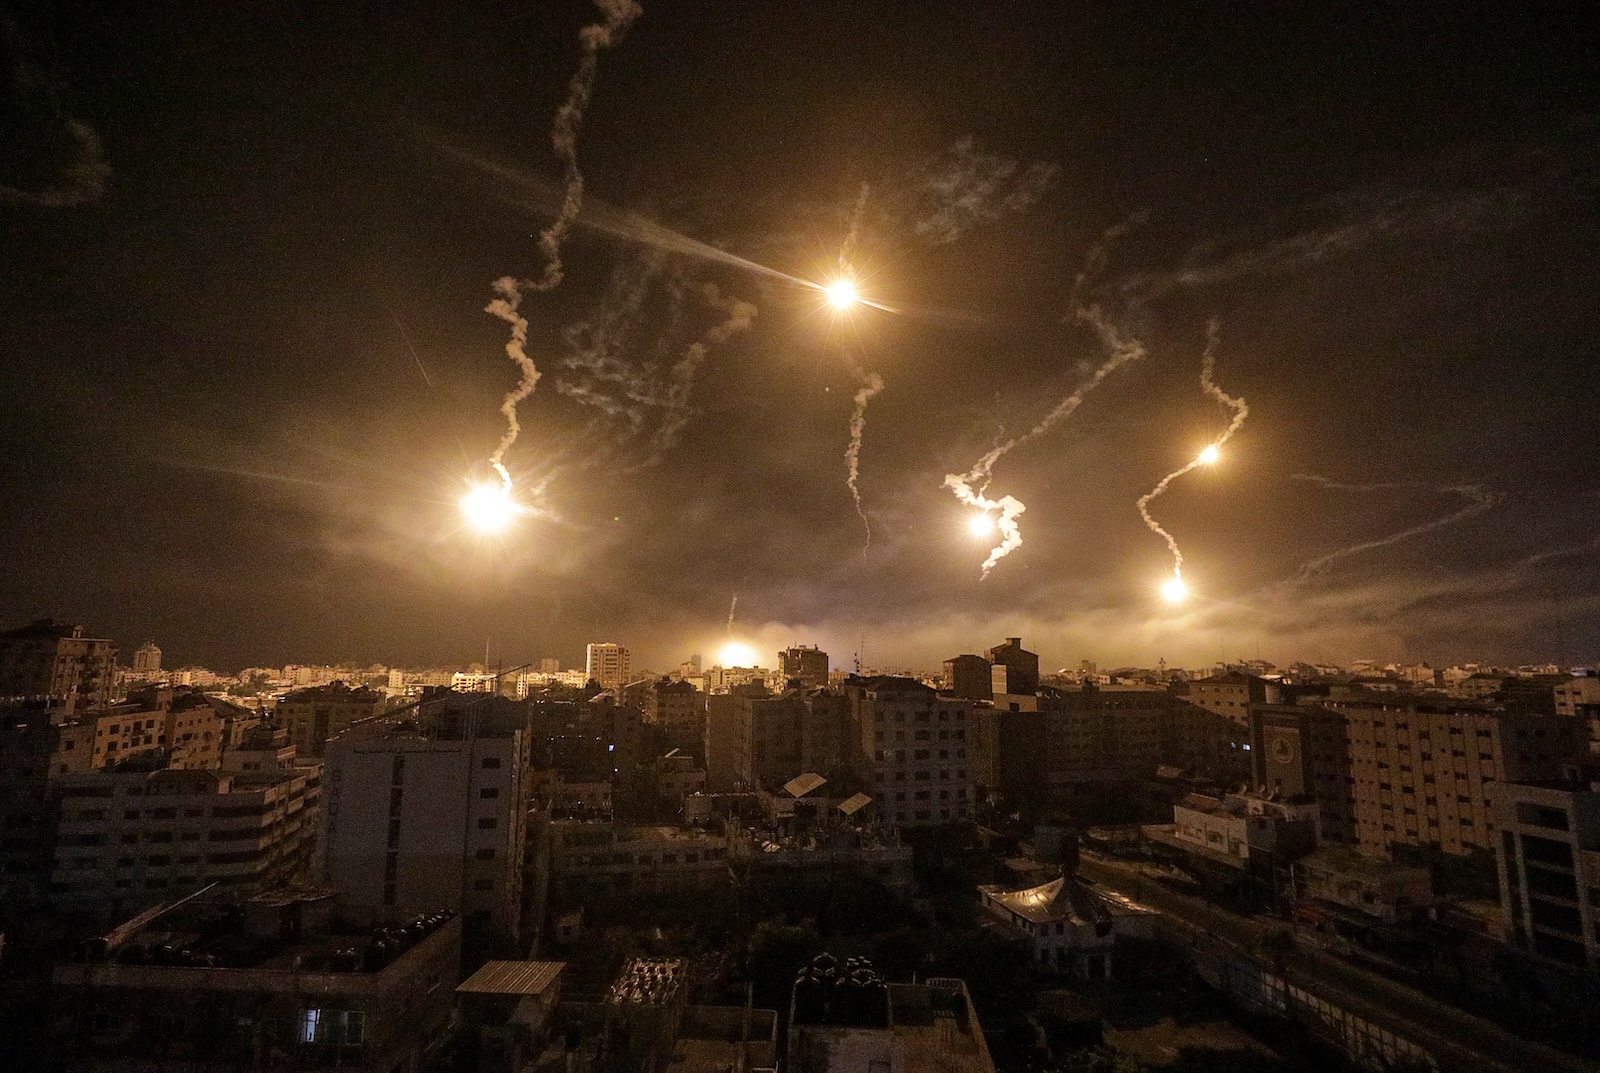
left=0, top=619, right=118, bottom=715
left=1323, top=694, right=1585, bottom=859
left=50, top=753, right=321, bottom=916
left=1554, top=676, right=1600, bottom=719
left=779, top=645, right=830, bottom=689
left=644, top=676, right=703, bottom=759
left=968, top=704, right=1046, bottom=808
left=943, top=653, right=993, bottom=701
left=584, top=643, right=630, bottom=691
left=1492, top=759, right=1600, bottom=970
left=987, top=637, right=1039, bottom=697
left=1188, top=671, right=1273, bottom=726
left=850, top=678, right=974, bottom=827
left=52, top=895, right=461, bottom=1073
left=1037, top=684, right=1166, bottom=785
left=1555, top=676, right=1600, bottom=749
left=1251, top=703, right=1356, bottom=844
left=320, top=718, right=527, bottom=937
left=277, top=681, right=388, bottom=758
left=704, top=685, right=765, bottom=792
left=546, top=820, right=729, bottom=900
left=131, top=641, right=162, bottom=677
left=733, top=688, right=860, bottom=792
left=1164, top=693, right=1252, bottom=785
left=0, top=705, right=66, bottom=909
left=51, top=687, right=228, bottom=776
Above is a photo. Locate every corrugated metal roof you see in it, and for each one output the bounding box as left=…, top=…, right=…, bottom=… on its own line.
left=837, top=792, right=872, bottom=815
left=784, top=772, right=827, bottom=798
left=456, top=960, right=566, bottom=996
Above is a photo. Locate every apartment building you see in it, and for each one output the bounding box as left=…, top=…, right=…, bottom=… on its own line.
left=50, top=755, right=321, bottom=915
left=1038, top=684, right=1167, bottom=784
left=277, top=681, right=388, bottom=758
left=850, top=678, right=974, bottom=827
left=1492, top=759, right=1600, bottom=970
left=1324, top=695, right=1584, bottom=859
left=320, top=720, right=526, bottom=936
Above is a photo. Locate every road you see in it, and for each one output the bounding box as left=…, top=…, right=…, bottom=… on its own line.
left=1078, top=852, right=1600, bottom=1073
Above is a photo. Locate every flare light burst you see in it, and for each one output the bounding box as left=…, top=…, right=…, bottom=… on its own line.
left=460, top=481, right=519, bottom=534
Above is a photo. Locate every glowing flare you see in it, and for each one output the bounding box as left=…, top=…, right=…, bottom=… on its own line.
left=1197, top=444, right=1220, bottom=465
left=968, top=512, right=997, bottom=537
left=460, top=482, right=517, bottom=533
left=718, top=641, right=758, bottom=667
left=1161, top=575, right=1188, bottom=603
left=825, top=278, right=859, bottom=311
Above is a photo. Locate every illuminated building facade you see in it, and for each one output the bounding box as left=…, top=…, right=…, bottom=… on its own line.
left=0, top=619, right=118, bottom=715
left=850, top=678, right=974, bottom=827
left=779, top=645, right=830, bottom=688
left=585, top=642, right=630, bottom=691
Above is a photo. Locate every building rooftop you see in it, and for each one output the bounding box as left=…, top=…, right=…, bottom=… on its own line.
left=457, top=959, right=565, bottom=997
left=979, top=874, right=1110, bottom=927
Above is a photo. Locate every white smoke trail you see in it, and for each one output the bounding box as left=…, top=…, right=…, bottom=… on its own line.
left=944, top=219, right=1149, bottom=577
left=1289, top=476, right=1498, bottom=583
left=726, top=593, right=738, bottom=636
left=1137, top=318, right=1248, bottom=584
left=483, top=0, right=643, bottom=490
left=838, top=182, right=871, bottom=272
left=915, top=137, right=1059, bottom=244
left=556, top=250, right=674, bottom=435
left=845, top=364, right=885, bottom=551
left=640, top=283, right=758, bottom=465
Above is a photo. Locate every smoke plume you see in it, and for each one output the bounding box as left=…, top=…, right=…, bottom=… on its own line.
left=1289, top=476, right=1499, bottom=583
left=845, top=364, right=885, bottom=551
left=484, top=0, right=643, bottom=489
left=915, top=136, right=1059, bottom=244
left=944, top=218, right=1149, bottom=577
left=1136, top=318, right=1248, bottom=582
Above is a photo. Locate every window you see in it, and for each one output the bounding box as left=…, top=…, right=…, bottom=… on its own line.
left=475, top=847, right=496, bottom=860
left=299, top=1009, right=365, bottom=1046
left=479, top=787, right=499, bottom=799
left=477, top=817, right=498, bottom=829
left=481, top=757, right=501, bottom=769
left=473, top=878, right=495, bottom=891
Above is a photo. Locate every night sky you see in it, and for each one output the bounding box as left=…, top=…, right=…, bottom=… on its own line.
left=3, top=1, right=1597, bottom=674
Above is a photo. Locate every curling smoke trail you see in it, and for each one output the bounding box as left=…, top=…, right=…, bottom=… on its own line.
left=1289, top=476, right=1498, bottom=583
left=833, top=184, right=886, bottom=552
left=845, top=363, right=885, bottom=551
left=1137, top=318, right=1248, bottom=586
left=726, top=594, right=738, bottom=636
left=642, top=283, right=758, bottom=465
left=944, top=296, right=1149, bottom=578
left=483, top=0, right=643, bottom=491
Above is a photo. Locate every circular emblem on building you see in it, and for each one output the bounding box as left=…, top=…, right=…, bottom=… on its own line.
left=1270, top=736, right=1295, bottom=766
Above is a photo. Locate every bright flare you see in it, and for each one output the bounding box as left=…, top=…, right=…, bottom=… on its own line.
left=718, top=641, right=758, bottom=667
left=968, top=512, right=997, bottom=537
left=1161, top=575, right=1188, bottom=603
left=460, top=482, right=517, bottom=533
left=826, top=278, right=859, bottom=311
left=1197, top=444, right=1220, bottom=465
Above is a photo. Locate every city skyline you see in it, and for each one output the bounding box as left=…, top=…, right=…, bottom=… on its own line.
left=3, top=4, right=1597, bottom=674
